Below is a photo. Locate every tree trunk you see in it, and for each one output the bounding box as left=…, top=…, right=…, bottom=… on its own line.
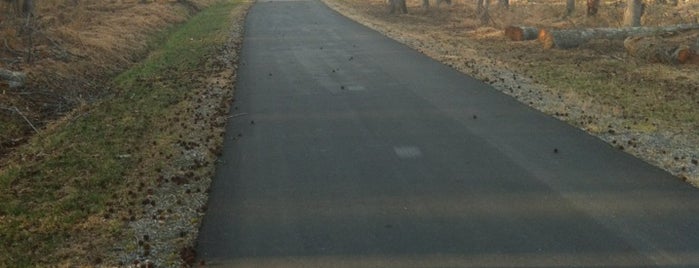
left=436, top=0, right=452, bottom=6
left=538, top=23, right=699, bottom=49
left=423, top=0, right=429, bottom=9
left=476, top=0, right=485, bottom=14
left=0, top=69, right=26, bottom=88
left=390, top=0, right=408, bottom=13
left=22, top=0, right=34, bottom=16
left=390, top=0, right=398, bottom=13
left=565, top=0, right=575, bottom=17
left=498, top=0, right=509, bottom=9
left=623, top=0, right=643, bottom=27
left=586, top=0, right=599, bottom=16
left=480, top=0, right=491, bottom=25
left=505, top=26, right=539, bottom=41
left=624, top=36, right=698, bottom=64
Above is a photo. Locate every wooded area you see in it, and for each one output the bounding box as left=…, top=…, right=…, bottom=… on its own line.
left=383, top=0, right=697, bottom=47
left=489, top=0, right=698, bottom=65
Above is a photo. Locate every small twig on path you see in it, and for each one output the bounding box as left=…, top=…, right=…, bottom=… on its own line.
left=227, top=113, right=249, bottom=119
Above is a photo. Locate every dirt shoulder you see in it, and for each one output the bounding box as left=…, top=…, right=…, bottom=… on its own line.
left=321, top=0, right=699, bottom=184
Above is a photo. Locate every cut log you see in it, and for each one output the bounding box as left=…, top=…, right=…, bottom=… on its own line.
left=624, top=36, right=698, bottom=64
left=538, top=28, right=597, bottom=49
left=0, top=68, right=26, bottom=88
left=538, top=23, right=699, bottom=49
left=505, top=26, right=539, bottom=41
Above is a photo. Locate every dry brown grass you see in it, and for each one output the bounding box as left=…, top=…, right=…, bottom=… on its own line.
left=0, top=0, right=218, bottom=157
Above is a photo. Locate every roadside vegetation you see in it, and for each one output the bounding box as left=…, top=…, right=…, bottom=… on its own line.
left=0, top=0, right=249, bottom=265
left=322, top=0, right=699, bottom=183
left=0, top=0, right=216, bottom=156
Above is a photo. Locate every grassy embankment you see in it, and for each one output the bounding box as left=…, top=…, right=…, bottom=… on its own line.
left=0, top=0, right=243, bottom=265
left=0, top=0, right=215, bottom=157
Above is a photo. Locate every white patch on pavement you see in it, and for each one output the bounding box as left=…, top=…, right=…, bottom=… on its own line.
left=394, top=146, right=422, bottom=159
left=346, top=85, right=366, bottom=91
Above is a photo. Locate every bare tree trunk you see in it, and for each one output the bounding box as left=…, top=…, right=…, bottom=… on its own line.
left=623, top=0, right=643, bottom=27
left=423, top=0, right=429, bottom=9
left=480, top=0, right=491, bottom=24
left=498, top=0, right=509, bottom=9
left=22, top=0, right=34, bottom=16
left=539, top=24, right=699, bottom=49
left=390, top=0, right=408, bottom=13
left=476, top=0, right=484, bottom=14
left=436, top=0, right=452, bottom=6
left=565, top=0, right=575, bottom=17
left=586, top=0, right=599, bottom=16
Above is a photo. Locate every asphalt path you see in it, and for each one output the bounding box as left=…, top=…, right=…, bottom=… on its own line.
left=196, top=1, right=699, bottom=266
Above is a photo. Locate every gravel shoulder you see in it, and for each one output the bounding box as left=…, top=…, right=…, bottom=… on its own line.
left=320, top=0, right=699, bottom=185
left=111, top=3, right=253, bottom=267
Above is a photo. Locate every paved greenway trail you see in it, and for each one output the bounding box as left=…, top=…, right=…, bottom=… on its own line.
left=196, top=0, right=699, bottom=266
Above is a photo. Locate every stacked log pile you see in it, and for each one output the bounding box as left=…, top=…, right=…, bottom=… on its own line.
left=503, top=24, right=699, bottom=64
left=537, top=24, right=699, bottom=49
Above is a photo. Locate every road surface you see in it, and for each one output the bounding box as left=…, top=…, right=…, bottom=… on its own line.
left=196, top=1, right=699, bottom=266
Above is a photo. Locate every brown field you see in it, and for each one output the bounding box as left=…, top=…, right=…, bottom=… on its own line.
left=322, top=0, right=699, bottom=183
